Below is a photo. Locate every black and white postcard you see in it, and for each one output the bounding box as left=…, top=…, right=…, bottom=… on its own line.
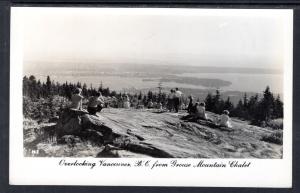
left=10, top=7, right=293, bottom=187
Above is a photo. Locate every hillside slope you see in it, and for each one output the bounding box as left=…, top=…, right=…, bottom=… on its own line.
left=24, top=108, right=282, bottom=158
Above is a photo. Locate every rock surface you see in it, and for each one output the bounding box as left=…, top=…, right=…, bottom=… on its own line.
left=24, top=108, right=282, bottom=158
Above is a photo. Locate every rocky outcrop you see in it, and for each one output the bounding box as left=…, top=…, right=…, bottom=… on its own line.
left=52, top=108, right=174, bottom=157
left=26, top=108, right=283, bottom=158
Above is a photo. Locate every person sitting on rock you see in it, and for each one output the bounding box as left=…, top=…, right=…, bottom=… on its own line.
left=148, top=100, right=154, bottom=109
left=194, top=102, right=207, bottom=120
left=158, top=102, right=163, bottom=110
left=218, top=110, right=233, bottom=128
left=70, top=88, right=84, bottom=110
left=123, top=94, right=131, bottom=109
left=118, top=96, right=124, bottom=108
left=87, top=92, right=105, bottom=115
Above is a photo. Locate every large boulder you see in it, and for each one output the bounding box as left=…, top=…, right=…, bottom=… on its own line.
left=55, top=108, right=112, bottom=145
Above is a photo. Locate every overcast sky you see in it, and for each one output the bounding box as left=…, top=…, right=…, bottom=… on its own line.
left=19, top=8, right=292, bottom=70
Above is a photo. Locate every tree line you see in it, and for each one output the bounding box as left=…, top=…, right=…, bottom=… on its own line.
left=23, top=75, right=114, bottom=99
left=23, top=75, right=283, bottom=124
left=204, top=87, right=283, bottom=124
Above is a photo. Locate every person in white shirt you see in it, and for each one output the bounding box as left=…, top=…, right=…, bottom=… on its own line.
left=218, top=110, right=232, bottom=128
left=123, top=94, right=131, bottom=109
left=70, top=88, right=84, bottom=110
left=174, top=88, right=183, bottom=113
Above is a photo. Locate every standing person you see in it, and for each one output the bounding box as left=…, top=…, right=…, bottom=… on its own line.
left=87, top=92, right=105, bottom=115
left=174, top=88, right=182, bottom=113
left=70, top=88, right=84, bottom=110
left=218, top=110, right=232, bottom=128
left=167, top=89, right=175, bottom=112
left=187, top=95, right=194, bottom=113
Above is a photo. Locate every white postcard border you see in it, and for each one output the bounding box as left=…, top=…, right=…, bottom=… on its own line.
left=9, top=7, right=293, bottom=187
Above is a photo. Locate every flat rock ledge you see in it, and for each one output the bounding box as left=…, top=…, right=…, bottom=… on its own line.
left=53, top=108, right=174, bottom=158
left=26, top=108, right=282, bottom=158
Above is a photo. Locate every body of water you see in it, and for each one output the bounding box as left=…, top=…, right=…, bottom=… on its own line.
left=30, top=71, right=283, bottom=95
left=178, top=72, right=283, bottom=94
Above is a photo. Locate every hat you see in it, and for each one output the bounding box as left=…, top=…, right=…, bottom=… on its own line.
left=74, top=88, right=82, bottom=94
left=223, top=110, right=229, bottom=115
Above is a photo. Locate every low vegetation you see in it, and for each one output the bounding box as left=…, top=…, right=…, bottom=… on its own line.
left=261, top=130, right=283, bottom=145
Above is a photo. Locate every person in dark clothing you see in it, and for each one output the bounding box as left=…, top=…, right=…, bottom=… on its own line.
left=87, top=92, right=104, bottom=115
left=167, top=89, right=175, bottom=112
left=187, top=95, right=194, bottom=114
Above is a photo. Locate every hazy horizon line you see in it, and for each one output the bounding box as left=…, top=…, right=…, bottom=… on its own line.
left=24, top=60, right=283, bottom=71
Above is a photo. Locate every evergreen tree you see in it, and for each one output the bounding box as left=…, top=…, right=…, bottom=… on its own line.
left=147, top=91, right=153, bottom=101
left=233, top=99, right=244, bottom=118
left=205, top=93, right=214, bottom=111
left=46, top=75, right=52, bottom=96
left=259, top=86, right=275, bottom=121
left=29, top=75, right=36, bottom=82
left=76, top=81, right=82, bottom=88
left=143, top=95, right=148, bottom=106
left=82, top=83, right=88, bottom=97
left=273, top=95, right=283, bottom=118
left=28, top=75, right=37, bottom=98
left=213, top=90, right=221, bottom=104
left=224, top=97, right=234, bottom=112
left=36, top=80, right=42, bottom=98
left=23, top=76, right=29, bottom=96
left=138, top=91, right=143, bottom=100
left=102, top=87, right=110, bottom=96
left=64, top=81, right=72, bottom=99
left=212, top=90, right=221, bottom=114
left=242, top=93, right=250, bottom=119
left=243, top=93, right=248, bottom=109
left=248, top=94, right=259, bottom=120
left=56, top=82, right=62, bottom=96
left=153, top=93, right=158, bottom=102
left=110, top=90, right=117, bottom=97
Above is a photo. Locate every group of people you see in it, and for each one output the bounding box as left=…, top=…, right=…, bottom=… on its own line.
left=115, top=94, right=131, bottom=109
left=186, top=95, right=232, bottom=128
left=70, top=87, right=232, bottom=128
left=70, top=88, right=105, bottom=115
left=167, top=88, right=183, bottom=113
left=147, top=100, right=163, bottom=110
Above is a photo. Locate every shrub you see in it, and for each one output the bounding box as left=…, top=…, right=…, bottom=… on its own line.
left=261, top=130, right=283, bottom=145
left=23, top=95, right=70, bottom=121
left=266, top=119, right=283, bottom=130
